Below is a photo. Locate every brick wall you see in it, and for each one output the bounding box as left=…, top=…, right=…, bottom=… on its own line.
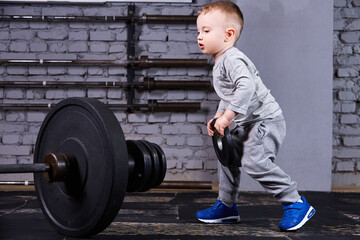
left=0, top=0, right=356, bottom=188
left=0, top=1, right=220, bottom=183
left=333, top=0, right=360, bottom=186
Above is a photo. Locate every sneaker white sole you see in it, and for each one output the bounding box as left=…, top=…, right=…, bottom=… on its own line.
left=197, top=216, right=240, bottom=224
left=285, top=206, right=315, bottom=231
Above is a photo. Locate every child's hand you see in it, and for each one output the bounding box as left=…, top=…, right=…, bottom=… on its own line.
left=214, top=115, right=232, bottom=136
left=207, top=113, right=224, bottom=136
left=207, top=119, right=215, bottom=136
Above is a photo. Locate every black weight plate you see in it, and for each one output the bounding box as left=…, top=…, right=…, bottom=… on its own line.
left=151, top=143, right=167, bottom=187
left=211, top=118, right=235, bottom=167
left=126, top=140, right=152, bottom=192
left=138, top=140, right=160, bottom=190
left=34, top=98, right=128, bottom=237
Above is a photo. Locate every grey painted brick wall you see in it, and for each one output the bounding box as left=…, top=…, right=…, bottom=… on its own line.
left=333, top=0, right=360, bottom=186
left=0, top=0, right=218, bottom=183
left=0, top=0, right=355, bottom=188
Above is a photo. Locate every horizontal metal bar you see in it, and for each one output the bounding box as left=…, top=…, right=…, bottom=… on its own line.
left=0, top=103, right=57, bottom=110
left=0, top=59, right=129, bottom=66
left=0, top=15, right=129, bottom=22
left=108, top=101, right=201, bottom=112
left=143, top=77, right=211, bottom=90
left=142, top=14, right=196, bottom=24
left=0, top=181, right=34, bottom=185
left=0, top=81, right=140, bottom=88
left=0, top=100, right=201, bottom=112
left=1, top=0, right=192, bottom=2
left=0, top=14, right=196, bottom=23
left=147, top=101, right=200, bottom=112
left=138, top=56, right=208, bottom=68
left=0, top=164, right=50, bottom=174
left=0, top=78, right=212, bottom=90
left=0, top=56, right=209, bottom=68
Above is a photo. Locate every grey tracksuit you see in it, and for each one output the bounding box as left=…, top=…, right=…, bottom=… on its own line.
left=212, top=47, right=300, bottom=205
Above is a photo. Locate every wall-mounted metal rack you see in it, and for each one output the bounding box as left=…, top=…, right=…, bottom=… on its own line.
left=0, top=4, right=208, bottom=112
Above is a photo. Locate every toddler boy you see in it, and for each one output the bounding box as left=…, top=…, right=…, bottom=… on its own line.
left=196, top=1, right=315, bottom=231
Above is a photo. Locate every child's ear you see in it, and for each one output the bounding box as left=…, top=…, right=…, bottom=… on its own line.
left=225, top=28, right=235, bottom=42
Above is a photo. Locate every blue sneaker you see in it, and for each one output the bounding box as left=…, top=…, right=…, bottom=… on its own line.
left=279, top=196, right=315, bottom=231
left=196, top=201, right=240, bottom=223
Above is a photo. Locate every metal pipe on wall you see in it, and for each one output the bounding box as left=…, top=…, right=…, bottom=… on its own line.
left=0, top=0, right=193, bottom=3
left=0, top=181, right=34, bottom=185
left=0, top=14, right=196, bottom=24
left=138, top=56, right=208, bottom=68
left=0, top=100, right=201, bottom=112
left=143, top=77, right=211, bottom=90
left=0, top=78, right=212, bottom=90
left=0, top=81, right=135, bottom=88
left=0, top=56, right=209, bottom=68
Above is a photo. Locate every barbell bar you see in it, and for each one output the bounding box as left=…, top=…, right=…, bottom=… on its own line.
left=0, top=163, right=50, bottom=173
left=0, top=14, right=197, bottom=24
left=0, top=97, right=167, bottom=237
left=0, top=77, right=212, bottom=90
left=0, top=100, right=201, bottom=112
left=0, top=56, right=209, bottom=68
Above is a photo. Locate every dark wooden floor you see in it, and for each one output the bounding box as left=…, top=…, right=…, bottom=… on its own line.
left=1, top=187, right=360, bottom=240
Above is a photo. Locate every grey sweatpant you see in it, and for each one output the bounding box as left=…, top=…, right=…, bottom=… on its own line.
left=217, top=114, right=301, bottom=205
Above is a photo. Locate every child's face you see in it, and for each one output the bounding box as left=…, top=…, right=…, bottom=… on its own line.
left=197, top=10, right=228, bottom=58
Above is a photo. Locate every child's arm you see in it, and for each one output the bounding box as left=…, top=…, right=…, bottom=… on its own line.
left=224, top=58, right=255, bottom=117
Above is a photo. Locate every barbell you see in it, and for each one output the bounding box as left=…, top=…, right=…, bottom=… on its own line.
left=0, top=56, right=209, bottom=68
left=0, top=97, right=167, bottom=237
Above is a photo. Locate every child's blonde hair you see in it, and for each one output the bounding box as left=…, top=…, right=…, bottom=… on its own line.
left=198, top=1, right=244, bottom=41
